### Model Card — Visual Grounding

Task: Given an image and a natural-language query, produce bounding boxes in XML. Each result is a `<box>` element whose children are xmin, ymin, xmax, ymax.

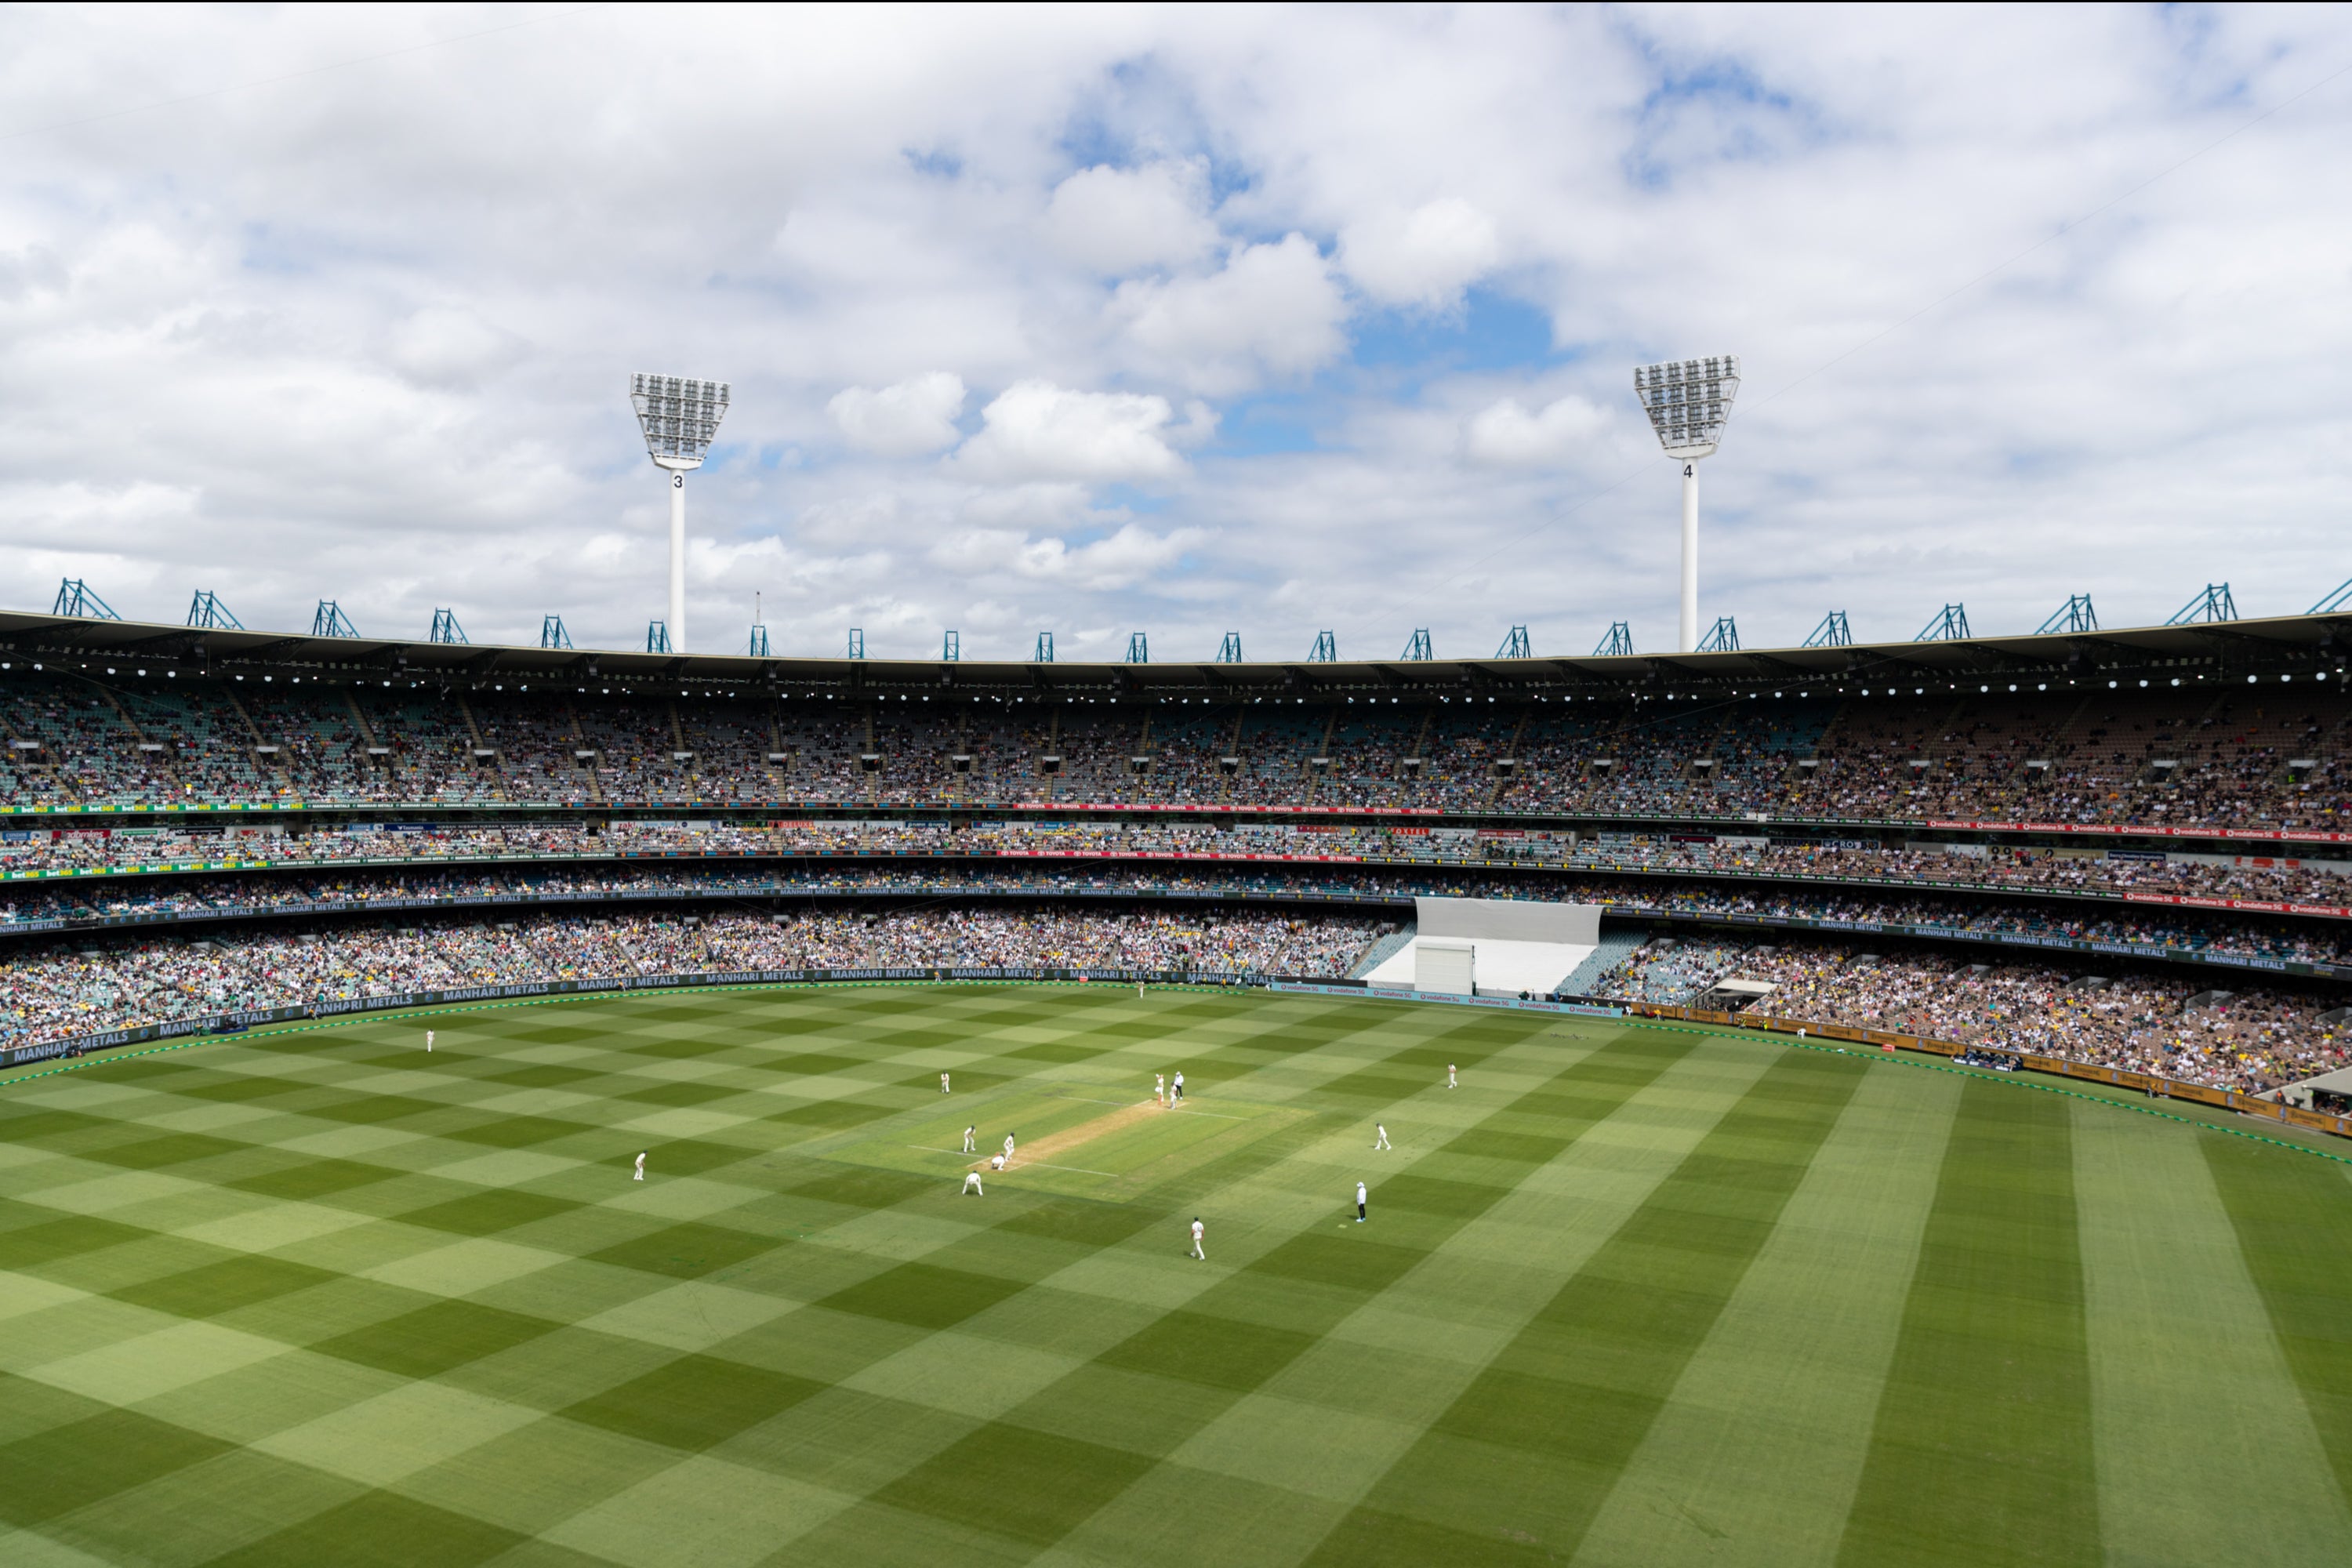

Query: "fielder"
<box><xmin>962</xmin><ymin>1126</ymin><xmax>977</xmax><ymax>1153</ymax></box>
<box><xmin>940</xmin><ymin>1072</ymin><xmax>951</xmax><ymax>1094</ymax></box>
<box><xmin>1446</xmin><ymin>1062</ymin><xmax>1457</xmax><ymax>1088</ymax></box>
<box><xmin>1189</xmin><ymin>1216</ymin><xmax>1205</xmax><ymax>1260</ymax></box>
<box><xmin>633</xmin><ymin>1152</ymin><xmax>646</xmax><ymax>1182</ymax></box>
<box><xmin>426</xmin><ymin>1029</ymin><xmax>434</xmax><ymax>1053</ymax></box>
<box><xmin>1356</xmin><ymin>1180</ymin><xmax>1367</xmax><ymax>1222</ymax></box>
<box><xmin>1374</xmin><ymin>1123</ymin><xmax>1391</xmax><ymax>1150</ymax></box>
<box><xmin>963</xmin><ymin>1171</ymin><xmax>984</xmax><ymax>1196</ymax></box>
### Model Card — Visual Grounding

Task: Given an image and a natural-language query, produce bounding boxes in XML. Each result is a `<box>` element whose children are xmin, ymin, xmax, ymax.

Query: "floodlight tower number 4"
<box><xmin>1633</xmin><ymin>356</ymin><xmax>1740</xmax><ymax>655</ymax></box>
<box><xmin>629</xmin><ymin>373</ymin><xmax>731</xmax><ymax>654</ymax></box>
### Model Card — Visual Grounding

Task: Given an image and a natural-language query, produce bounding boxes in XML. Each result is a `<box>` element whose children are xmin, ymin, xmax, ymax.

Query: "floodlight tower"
<box><xmin>629</xmin><ymin>372</ymin><xmax>731</xmax><ymax>654</ymax></box>
<box><xmin>1632</xmin><ymin>356</ymin><xmax>1740</xmax><ymax>653</ymax></box>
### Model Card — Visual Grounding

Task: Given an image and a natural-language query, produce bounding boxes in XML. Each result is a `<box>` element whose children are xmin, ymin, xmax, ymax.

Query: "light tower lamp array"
<box><xmin>1633</xmin><ymin>355</ymin><xmax>1740</xmax><ymax>654</ymax></box>
<box><xmin>628</xmin><ymin>372</ymin><xmax>731</xmax><ymax>655</ymax></box>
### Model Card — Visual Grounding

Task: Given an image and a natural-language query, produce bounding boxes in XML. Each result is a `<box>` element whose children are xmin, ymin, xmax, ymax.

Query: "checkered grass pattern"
<box><xmin>3</xmin><ymin>986</ymin><xmax>2352</xmax><ymax>1566</ymax></box>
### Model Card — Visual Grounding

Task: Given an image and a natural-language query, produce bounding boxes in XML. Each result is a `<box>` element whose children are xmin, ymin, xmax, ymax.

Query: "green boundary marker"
<box><xmin>5</xmin><ymin>979</ymin><xmax>2345</xmax><ymax>1170</ymax></box>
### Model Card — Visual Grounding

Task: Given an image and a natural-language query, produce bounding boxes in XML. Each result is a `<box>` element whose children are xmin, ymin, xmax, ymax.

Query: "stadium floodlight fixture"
<box><xmin>1633</xmin><ymin>355</ymin><xmax>1740</xmax><ymax>653</ymax></box>
<box><xmin>629</xmin><ymin>372</ymin><xmax>731</xmax><ymax>654</ymax></box>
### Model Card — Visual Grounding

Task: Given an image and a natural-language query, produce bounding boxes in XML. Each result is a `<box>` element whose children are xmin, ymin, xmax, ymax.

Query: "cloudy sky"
<box><xmin>5</xmin><ymin>4</ymin><xmax>2349</xmax><ymax>660</ymax></box>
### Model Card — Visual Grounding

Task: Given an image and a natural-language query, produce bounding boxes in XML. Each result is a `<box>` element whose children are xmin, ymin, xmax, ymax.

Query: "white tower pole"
<box><xmin>1679</xmin><ymin>462</ymin><xmax>1699</xmax><ymax>654</ymax></box>
<box><xmin>669</xmin><ymin>471</ymin><xmax>687</xmax><ymax>652</ymax></box>
<box><xmin>1633</xmin><ymin>356</ymin><xmax>1739</xmax><ymax>657</ymax></box>
<box><xmin>629</xmin><ymin>372</ymin><xmax>730</xmax><ymax>659</ymax></box>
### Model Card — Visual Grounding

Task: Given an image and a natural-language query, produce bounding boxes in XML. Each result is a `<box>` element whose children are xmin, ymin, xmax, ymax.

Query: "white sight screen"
<box><xmin>1633</xmin><ymin>356</ymin><xmax>1740</xmax><ymax>459</ymax></box>
<box><xmin>630</xmin><ymin>373</ymin><xmax>731</xmax><ymax>464</ymax></box>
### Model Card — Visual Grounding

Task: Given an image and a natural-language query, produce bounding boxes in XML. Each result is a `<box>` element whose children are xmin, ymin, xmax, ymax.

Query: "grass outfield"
<box><xmin>2</xmin><ymin>985</ymin><xmax>2350</xmax><ymax>1566</ymax></box>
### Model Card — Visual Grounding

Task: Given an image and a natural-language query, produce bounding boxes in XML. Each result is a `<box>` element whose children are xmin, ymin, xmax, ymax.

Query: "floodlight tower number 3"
<box><xmin>1633</xmin><ymin>357</ymin><xmax>1740</xmax><ymax>654</ymax></box>
<box><xmin>630</xmin><ymin>373</ymin><xmax>731</xmax><ymax>654</ymax></box>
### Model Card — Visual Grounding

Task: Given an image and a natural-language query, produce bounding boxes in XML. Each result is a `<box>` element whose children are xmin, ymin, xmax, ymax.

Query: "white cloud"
<box><xmin>383</xmin><ymin>306</ymin><xmax>528</xmax><ymax>390</ymax></box>
<box><xmin>1044</xmin><ymin>160</ymin><xmax>1218</xmax><ymax>274</ymax></box>
<box><xmin>1340</xmin><ymin>198</ymin><xmax>1501</xmax><ymax>308</ymax></box>
<box><xmin>1463</xmin><ymin>394</ymin><xmax>1610</xmax><ymax>466</ymax></box>
<box><xmin>929</xmin><ymin>521</ymin><xmax>1199</xmax><ymax>590</ymax></box>
<box><xmin>0</xmin><ymin>7</ymin><xmax>2350</xmax><ymax>657</ymax></box>
<box><xmin>956</xmin><ymin>379</ymin><xmax>1188</xmax><ymax>481</ymax></box>
<box><xmin>1110</xmin><ymin>234</ymin><xmax>1347</xmax><ymax>392</ymax></box>
<box><xmin>827</xmin><ymin>372</ymin><xmax>967</xmax><ymax>455</ymax></box>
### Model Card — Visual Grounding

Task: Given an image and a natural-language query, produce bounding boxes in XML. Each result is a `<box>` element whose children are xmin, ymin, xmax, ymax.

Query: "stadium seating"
<box><xmin>3</xmin><ymin>671</ymin><xmax>2343</xmax><ymax>828</ymax></box>
<box><xmin>4</xmin><ymin>662</ymin><xmax>2348</xmax><ymax>1096</ymax></box>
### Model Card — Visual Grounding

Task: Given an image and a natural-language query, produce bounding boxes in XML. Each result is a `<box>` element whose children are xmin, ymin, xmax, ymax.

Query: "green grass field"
<box><xmin>3</xmin><ymin>983</ymin><xmax>2350</xmax><ymax>1567</ymax></box>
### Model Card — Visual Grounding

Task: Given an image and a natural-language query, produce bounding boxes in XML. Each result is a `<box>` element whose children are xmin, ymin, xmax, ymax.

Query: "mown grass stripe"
<box><xmin>781</xmin><ymin>1031</ymin><xmax>1703</xmax><ymax>1563</ymax></box>
<box><xmin>0</xmin><ymin>979</ymin><xmax>1280</xmax><ymax>1093</ymax></box>
<box><xmin>2201</xmin><ymin>1131</ymin><xmax>2352</xmax><ymax>1515</ymax></box>
<box><xmin>1571</xmin><ymin>1052</ymin><xmax>1962</xmax><ymax>1567</ymax></box>
<box><xmin>2075</xmin><ymin>1104</ymin><xmax>2351</xmax><ymax>1566</ymax></box>
<box><xmin>1299</xmin><ymin>1047</ymin><xmax>1864</xmax><ymax>1566</ymax></box>
<box><xmin>1035</xmin><ymin>1033</ymin><xmax>1783</xmax><ymax>1568</ymax></box>
<box><xmin>1835</xmin><ymin>1076</ymin><xmax>2098</xmax><ymax>1568</ymax></box>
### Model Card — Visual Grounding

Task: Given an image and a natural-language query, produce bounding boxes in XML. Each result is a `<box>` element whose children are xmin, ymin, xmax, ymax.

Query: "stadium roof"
<box><xmin>0</xmin><ymin>607</ymin><xmax>2342</xmax><ymax>692</ymax></box>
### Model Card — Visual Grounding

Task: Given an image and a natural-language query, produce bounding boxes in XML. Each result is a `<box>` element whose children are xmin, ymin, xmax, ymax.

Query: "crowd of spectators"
<box><xmin>9</xmin><ymin>818</ymin><xmax>2350</xmax><ymax>919</ymax></box>
<box><xmin>7</xmin><ymin>670</ymin><xmax>2347</xmax><ymax>830</ymax></box>
<box><xmin>5</xmin><ymin>858</ymin><xmax>2349</xmax><ymax>967</ymax></box>
<box><xmin>0</xmin><ymin>907</ymin><xmax>1390</xmax><ymax>1048</ymax></box>
<box><xmin>1588</xmin><ymin>937</ymin><xmax>2351</xmax><ymax>1095</ymax></box>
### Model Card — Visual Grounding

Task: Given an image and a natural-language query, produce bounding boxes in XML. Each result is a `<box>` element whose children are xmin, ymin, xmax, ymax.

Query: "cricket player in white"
<box><xmin>1189</xmin><ymin>1217</ymin><xmax>1205</xmax><ymax>1260</ymax></box>
<box><xmin>1155</xmin><ymin>1073</ymin><xmax>1165</xmax><ymax>1106</ymax></box>
<box><xmin>633</xmin><ymin>1152</ymin><xmax>646</xmax><ymax>1181</ymax></box>
<box><xmin>963</xmin><ymin>1171</ymin><xmax>984</xmax><ymax>1196</ymax></box>
<box><xmin>1446</xmin><ymin>1063</ymin><xmax>1457</xmax><ymax>1088</ymax></box>
<box><xmin>1172</xmin><ymin>1070</ymin><xmax>1185</xmax><ymax>1103</ymax></box>
<box><xmin>990</xmin><ymin>1152</ymin><xmax>1007</xmax><ymax>1171</ymax></box>
<box><xmin>1356</xmin><ymin>1180</ymin><xmax>1367</xmax><ymax>1222</ymax></box>
<box><xmin>1003</xmin><ymin>1133</ymin><xmax>1016</xmax><ymax>1162</ymax></box>
<box><xmin>1374</xmin><ymin>1123</ymin><xmax>1390</xmax><ymax>1150</ymax></box>
<box><xmin>426</xmin><ymin>1030</ymin><xmax>434</xmax><ymax>1053</ymax></box>
<box><xmin>941</xmin><ymin>1072</ymin><xmax>951</xmax><ymax>1093</ymax></box>
<box><xmin>962</xmin><ymin>1126</ymin><xmax>977</xmax><ymax>1153</ymax></box>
